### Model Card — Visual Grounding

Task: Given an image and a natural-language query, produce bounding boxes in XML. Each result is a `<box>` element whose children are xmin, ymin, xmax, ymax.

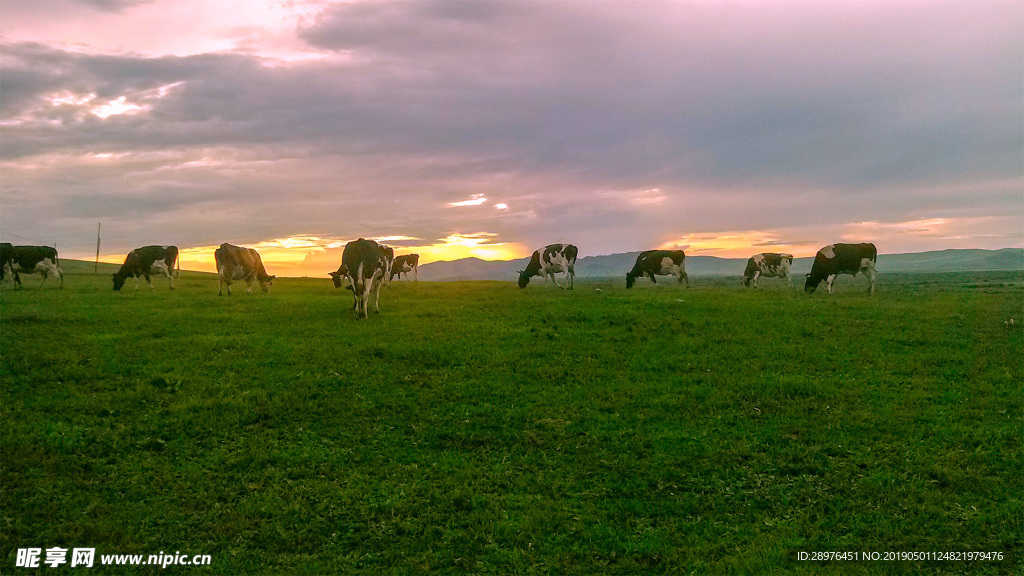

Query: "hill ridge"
<box><xmin>418</xmin><ymin>248</ymin><xmax>1023</xmax><ymax>281</ymax></box>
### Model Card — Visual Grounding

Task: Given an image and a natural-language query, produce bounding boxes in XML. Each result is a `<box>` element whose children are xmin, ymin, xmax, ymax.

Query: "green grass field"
<box><xmin>2</xmin><ymin>265</ymin><xmax>1022</xmax><ymax>574</ymax></box>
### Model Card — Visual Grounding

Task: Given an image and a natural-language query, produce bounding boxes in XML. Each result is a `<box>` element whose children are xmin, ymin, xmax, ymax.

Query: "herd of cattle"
<box><xmin>1</xmin><ymin>240</ymin><xmax>878</xmax><ymax>317</ymax></box>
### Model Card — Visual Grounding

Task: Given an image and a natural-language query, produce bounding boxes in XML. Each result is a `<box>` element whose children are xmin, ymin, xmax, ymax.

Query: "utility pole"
<box><xmin>94</xmin><ymin>222</ymin><xmax>101</xmax><ymax>273</ymax></box>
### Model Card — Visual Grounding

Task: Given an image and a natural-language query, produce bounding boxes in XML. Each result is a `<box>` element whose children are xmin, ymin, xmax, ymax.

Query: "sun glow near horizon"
<box><xmin>660</xmin><ymin>230</ymin><xmax>818</xmax><ymax>259</ymax></box>
<box><xmin>127</xmin><ymin>233</ymin><xmax>529</xmax><ymax>277</ymax></box>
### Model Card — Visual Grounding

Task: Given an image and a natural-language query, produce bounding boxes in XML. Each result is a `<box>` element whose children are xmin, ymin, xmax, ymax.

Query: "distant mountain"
<box><xmin>417</xmin><ymin>257</ymin><xmax>531</xmax><ymax>282</ymax></box>
<box><xmin>876</xmin><ymin>248</ymin><xmax>1024</xmax><ymax>273</ymax></box>
<box><xmin>419</xmin><ymin>248</ymin><xmax>1023</xmax><ymax>281</ymax></box>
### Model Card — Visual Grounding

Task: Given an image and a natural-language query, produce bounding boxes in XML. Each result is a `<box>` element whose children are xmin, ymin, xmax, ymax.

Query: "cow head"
<box><xmin>517</xmin><ymin>269</ymin><xmax>531</xmax><ymax>289</ymax></box>
<box><xmin>625</xmin><ymin>272</ymin><xmax>637</xmax><ymax>289</ymax></box>
<box><xmin>329</xmin><ymin>264</ymin><xmax>350</xmax><ymax>288</ymax></box>
<box><xmin>261</xmin><ymin>276</ymin><xmax>276</xmax><ymax>292</ymax></box>
<box><xmin>804</xmin><ymin>273</ymin><xmax>820</xmax><ymax>294</ymax></box>
<box><xmin>741</xmin><ymin>275</ymin><xmax>752</xmax><ymax>288</ymax></box>
<box><xmin>112</xmin><ymin>273</ymin><xmax>127</xmax><ymax>291</ymax></box>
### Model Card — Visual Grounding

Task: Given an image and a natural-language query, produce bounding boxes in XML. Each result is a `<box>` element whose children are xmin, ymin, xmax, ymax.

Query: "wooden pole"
<box><xmin>94</xmin><ymin>222</ymin><xmax>101</xmax><ymax>272</ymax></box>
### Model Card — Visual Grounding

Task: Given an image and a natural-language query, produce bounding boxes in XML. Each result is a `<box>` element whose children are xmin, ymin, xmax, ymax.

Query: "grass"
<box><xmin>2</xmin><ymin>267</ymin><xmax>1022</xmax><ymax>574</ymax></box>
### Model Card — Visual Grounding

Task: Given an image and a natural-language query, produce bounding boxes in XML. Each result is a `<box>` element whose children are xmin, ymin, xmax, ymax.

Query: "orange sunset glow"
<box><xmin>146</xmin><ymin>233</ymin><xmax>530</xmax><ymax>277</ymax></box>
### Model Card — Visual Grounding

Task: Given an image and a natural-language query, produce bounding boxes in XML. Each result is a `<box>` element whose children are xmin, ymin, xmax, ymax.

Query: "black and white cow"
<box><xmin>342</xmin><ymin>238</ymin><xmax>387</xmax><ymax>318</ymax></box>
<box><xmin>518</xmin><ymin>244</ymin><xmax>577</xmax><ymax>289</ymax></box>
<box><xmin>0</xmin><ymin>243</ymin><xmax>13</xmax><ymax>283</ymax></box>
<box><xmin>742</xmin><ymin>252</ymin><xmax>794</xmax><ymax>288</ymax></box>
<box><xmin>625</xmin><ymin>250</ymin><xmax>688</xmax><ymax>289</ymax></box>
<box><xmin>390</xmin><ymin>254</ymin><xmax>419</xmax><ymax>282</ymax></box>
<box><xmin>3</xmin><ymin>245</ymin><xmax>64</xmax><ymax>288</ymax></box>
<box><xmin>214</xmin><ymin>243</ymin><xmax>275</xmax><ymax>296</ymax></box>
<box><xmin>112</xmin><ymin>245</ymin><xmax>180</xmax><ymax>291</ymax></box>
<box><xmin>805</xmin><ymin>243</ymin><xmax>877</xmax><ymax>295</ymax></box>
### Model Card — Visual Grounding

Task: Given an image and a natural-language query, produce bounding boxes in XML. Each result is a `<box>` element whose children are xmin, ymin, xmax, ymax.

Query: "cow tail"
<box><xmin>175</xmin><ymin>249</ymin><xmax>181</xmax><ymax>279</ymax></box>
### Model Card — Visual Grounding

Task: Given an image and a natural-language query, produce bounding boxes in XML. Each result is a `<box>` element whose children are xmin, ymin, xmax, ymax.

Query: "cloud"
<box><xmin>73</xmin><ymin>0</ymin><xmax>154</xmax><ymax>13</ymax></box>
<box><xmin>1</xmin><ymin>1</ymin><xmax>1020</xmax><ymax>265</ymax></box>
<box><xmin>449</xmin><ymin>194</ymin><xmax>487</xmax><ymax>207</ymax></box>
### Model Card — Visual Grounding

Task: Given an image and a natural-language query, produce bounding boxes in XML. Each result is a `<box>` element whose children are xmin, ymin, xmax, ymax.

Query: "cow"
<box><xmin>804</xmin><ymin>243</ymin><xmax>878</xmax><ymax>295</ymax></box>
<box><xmin>3</xmin><ymin>245</ymin><xmax>63</xmax><ymax>288</ymax></box>
<box><xmin>378</xmin><ymin>244</ymin><xmax>395</xmax><ymax>287</ymax></box>
<box><xmin>518</xmin><ymin>244</ymin><xmax>578</xmax><ymax>289</ymax></box>
<box><xmin>0</xmin><ymin>243</ymin><xmax>12</xmax><ymax>282</ymax></box>
<box><xmin>214</xmin><ymin>243</ymin><xmax>275</xmax><ymax>296</ymax></box>
<box><xmin>390</xmin><ymin>254</ymin><xmax>420</xmax><ymax>282</ymax></box>
<box><xmin>342</xmin><ymin>238</ymin><xmax>387</xmax><ymax>318</ymax></box>
<box><xmin>625</xmin><ymin>250</ymin><xmax>688</xmax><ymax>289</ymax></box>
<box><xmin>742</xmin><ymin>252</ymin><xmax>794</xmax><ymax>288</ymax></box>
<box><xmin>112</xmin><ymin>245</ymin><xmax>180</xmax><ymax>291</ymax></box>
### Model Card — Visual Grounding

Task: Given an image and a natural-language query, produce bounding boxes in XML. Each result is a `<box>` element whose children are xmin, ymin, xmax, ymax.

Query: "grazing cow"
<box><xmin>4</xmin><ymin>245</ymin><xmax>63</xmax><ymax>288</ymax></box>
<box><xmin>805</xmin><ymin>243</ymin><xmax>878</xmax><ymax>295</ymax></box>
<box><xmin>390</xmin><ymin>254</ymin><xmax>420</xmax><ymax>282</ymax></box>
<box><xmin>214</xmin><ymin>243</ymin><xmax>275</xmax><ymax>296</ymax></box>
<box><xmin>342</xmin><ymin>238</ymin><xmax>386</xmax><ymax>318</ymax></box>
<box><xmin>0</xmin><ymin>243</ymin><xmax>12</xmax><ymax>282</ymax></box>
<box><xmin>625</xmin><ymin>250</ymin><xmax>688</xmax><ymax>289</ymax></box>
<box><xmin>518</xmin><ymin>244</ymin><xmax>578</xmax><ymax>289</ymax></box>
<box><xmin>112</xmin><ymin>245</ymin><xmax>180</xmax><ymax>291</ymax></box>
<box><xmin>742</xmin><ymin>252</ymin><xmax>794</xmax><ymax>288</ymax></box>
<box><xmin>378</xmin><ymin>244</ymin><xmax>395</xmax><ymax>287</ymax></box>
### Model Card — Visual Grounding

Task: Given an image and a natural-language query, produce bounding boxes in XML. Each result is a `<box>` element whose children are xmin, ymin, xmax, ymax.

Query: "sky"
<box><xmin>1</xmin><ymin>0</ymin><xmax>1021</xmax><ymax>277</ymax></box>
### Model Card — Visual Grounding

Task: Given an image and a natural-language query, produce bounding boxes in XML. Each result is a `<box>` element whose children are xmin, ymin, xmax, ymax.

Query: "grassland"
<box><xmin>2</xmin><ymin>265</ymin><xmax>1022</xmax><ymax>574</ymax></box>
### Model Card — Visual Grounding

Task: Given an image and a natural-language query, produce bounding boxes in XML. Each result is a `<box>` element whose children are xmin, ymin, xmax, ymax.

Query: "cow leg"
<box><xmin>547</xmin><ymin>270</ymin><xmax>563</xmax><ymax>289</ymax></box>
<box><xmin>156</xmin><ymin>262</ymin><xmax>175</xmax><ymax>289</ymax></box>
<box><xmin>360</xmin><ymin>283</ymin><xmax>372</xmax><ymax>318</ymax></box>
<box><xmin>134</xmin><ymin>275</ymin><xmax>141</xmax><ymax>290</ymax></box>
<box><xmin>826</xmin><ymin>274</ymin><xmax>837</xmax><ymax>295</ymax></box>
<box><xmin>218</xmin><ymin>271</ymin><xmax>229</xmax><ymax>296</ymax></box>
<box><xmin>752</xmin><ymin>271</ymin><xmax>761</xmax><ymax>288</ymax></box>
<box><xmin>371</xmin><ymin>277</ymin><xmax>383</xmax><ymax>313</ymax></box>
<box><xmin>145</xmin><ymin>273</ymin><xmax>155</xmax><ymax>291</ymax></box>
<box><xmin>567</xmin><ymin>269</ymin><xmax>574</xmax><ymax>290</ymax></box>
<box><xmin>13</xmin><ymin>271</ymin><xmax>22</xmax><ymax>289</ymax></box>
<box><xmin>862</xmin><ymin>259</ymin><xmax>877</xmax><ymax>295</ymax></box>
